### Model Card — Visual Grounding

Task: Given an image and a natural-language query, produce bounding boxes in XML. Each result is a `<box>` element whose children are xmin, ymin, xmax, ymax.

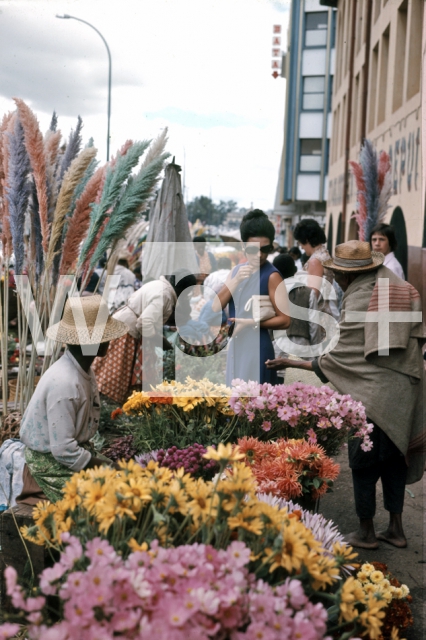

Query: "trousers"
<box><xmin>350</xmin><ymin>423</ymin><xmax>407</xmax><ymax>519</ymax></box>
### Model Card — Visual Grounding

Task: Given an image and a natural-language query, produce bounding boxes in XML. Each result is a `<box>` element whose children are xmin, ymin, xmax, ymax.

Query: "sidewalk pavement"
<box><xmin>320</xmin><ymin>449</ymin><xmax>425</xmax><ymax>640</ymax></box>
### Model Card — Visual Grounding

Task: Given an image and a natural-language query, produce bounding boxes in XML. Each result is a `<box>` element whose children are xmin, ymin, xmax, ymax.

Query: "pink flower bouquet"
<box><xmin>230</xmin><ymin>381</ymin><xmax>373</xmax><ymax>456</ymax></box>
<box><xmin>1</xmin><ymin>536</ymin><xmax>330</xmax><ymax>640</ymax></box>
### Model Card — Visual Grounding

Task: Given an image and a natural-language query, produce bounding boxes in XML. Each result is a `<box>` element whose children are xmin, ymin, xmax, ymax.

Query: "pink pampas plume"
<box><xmin>110</xmin><ymin>139</ymin><xmax>133</xmax><ymax>168</ymax></box>
<box><xmin>0</xmin><ymin>112</ymin><xmax>14</xmax><ymax>222</ymax></box>
<box><xmin>349</xmin><ymin>160</ymin><xmax>367</xmax><ymax>241</ymax></box>
<box><xmin>0</xmin><ymin>113</ymin><xmax>16</xmax><ymax>258</ymax></box>
<box><xmin>352</xmin><ymin>192</ymin><xmax>367</xmax><ymax>241</ymax></box>
<box><xmin>44</xmin><ymin>129</ymin><xmax>62</xmax><ymax>166</ymax></box>
<box><xmin>60</xmin><ymin>165</ymin><xmax>105</xmax><ymax>275</ymax></box>
<box><xmin>0</xmin><ymin>112</ymin><xmax>14</xmax><ymax>195</ymax></box>
<box><xmin>13</xmin><ymin>98</ymin><xmax>49</xmax><ymax>254</ymax></box>
<box><xmin>377</xmin><ymin>150</ymin><xmax>391</xmax><ymax>192</ymax></box>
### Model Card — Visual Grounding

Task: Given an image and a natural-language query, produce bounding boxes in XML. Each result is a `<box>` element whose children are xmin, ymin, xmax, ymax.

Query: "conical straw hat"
<box><xmin>46</xmin><ymin>295</ymin><xmax>128</xmax><ymax>345</ymax></box>
<box><xmin>322</xmin><ymin>240</ymin><xmax>384</xmax><ymax>272</ymax></box>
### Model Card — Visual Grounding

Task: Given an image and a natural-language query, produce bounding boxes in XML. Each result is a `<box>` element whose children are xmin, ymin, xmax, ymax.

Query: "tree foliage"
<box><xmin>186</xmin><ymin>196</ymin><xmax>237</xmax><ymax>226</ymax></box>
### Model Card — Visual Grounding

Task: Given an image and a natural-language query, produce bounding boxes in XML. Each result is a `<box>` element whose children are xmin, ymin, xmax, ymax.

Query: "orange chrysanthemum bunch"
<box><xmin>237</xmin><ymin>437</ymin><xmax>340</xmax><ymax>502</ymax></box>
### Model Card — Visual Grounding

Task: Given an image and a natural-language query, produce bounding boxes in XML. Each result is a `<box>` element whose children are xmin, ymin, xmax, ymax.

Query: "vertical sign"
<box><xmin>272</xmin><ymin>25</ymin><xmax>282</xmax><ymax>79</ymax></box>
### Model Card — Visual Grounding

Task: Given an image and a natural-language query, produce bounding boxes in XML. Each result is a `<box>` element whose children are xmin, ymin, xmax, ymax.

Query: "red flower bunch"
<box><xmin>237</xmin><ymin>437</ymin><xmax>340</xmax><ymax>501</ymax></box>
<box><xmin>148</xmin><ymin>391</ymin><xmax>173</xmax><ymax>405</ymax></box>
<box><xmin>110</xmin><ymin>407</ymin><xmax>123</xmax><ymax>420</ymax></box>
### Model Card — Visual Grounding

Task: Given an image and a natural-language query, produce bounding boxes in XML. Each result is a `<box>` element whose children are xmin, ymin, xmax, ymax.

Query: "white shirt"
<box><xmin>108</xmin><ymin>264</ymin><xmax>136</xmax><ymax>312</ymax></box>
<box><xmin>20</xmin><ymin>351</ymin><xmax>100</xmax><ymax>471</ymax></box>
<box><xmin>113</xmin><ymin>276</ymin><xmax>177</xmax><ymax>339</ymax></box>
<box><xmin>384</xmin><ymin>252</ymin><xmax>405</xmax><ymax>280</ymax></box>
<box><xmin>203</xmin><ymin>269</ymin><xmax>230</xmax><ymax>301</ymax></box>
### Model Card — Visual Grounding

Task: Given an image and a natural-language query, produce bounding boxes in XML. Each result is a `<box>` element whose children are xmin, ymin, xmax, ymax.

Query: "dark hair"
<box><xmin>279</xmin><ymin>246</ymin><xmax>288</xmax><ymax>254</ymax></box>
<box><xmin>77</xmin><ymin>272</ymin><xmax>99</xmax><ymax>293</ymax></box>
<box><xmin>118</xmin><ymin>258</ymin><xmax>129</xmax><ymax>268</ymax></box>
<box><xmin>369</xmin><ymin>223</ymin><xmax>397</xmax><ymax>252</ymax></box>
<box><xmin>167</xmin><ymin>270</ymin><xmax>197</xmax><ymax>294</ymax></box>
<box><xmin>240</xmin><ymin>209</ymin><xmax>275</xmax><ymax>243</ymax></box>
<box><xmin>193</xmin><ymin>235</ymin><xmax>206</xmax><ymax>243</ymax></box>
<box><xmin>293</xmin><ymin>219</ymin><xmax>326</xmax><ymax>247</ymax></box>
<box><xmin>217</xmin><ymin>256</ymin><xmax>232</xmax><ymax>270</ymax></box>
<box><xmin>98</xmin><ymin>256</ymin><xmax>107</xmax><ymax>269</ymax></box>
<box><xmin>289</xmin><ymin>246</ymin><xmax>301</xmax><ymax>259</ymax></box>
<box><xmin>273</xmin><ymin>254</ymin><xmax>297</xmax><ymax>279</ymax></box>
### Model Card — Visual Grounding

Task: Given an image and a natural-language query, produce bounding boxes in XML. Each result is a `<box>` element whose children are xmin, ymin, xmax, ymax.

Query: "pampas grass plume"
<box><xmin>377</xmin><ymin>150</ymin><xmax>391</xmax><ymax>192</ymax></box>
<box><xmin>14</xmin><ymin>98</ymin><xmax>49</xmax><ymax>254</ymax></box>
<box><xmin>139</xmin><ymin>128</ymin><xmax>168</xmax><ymax>171</ymax></box>
<box><xmin>45</xmin><ymin>146</ymin><xmax>97</xmax><ymax>271</ymax></box>
<box><xmin>44</xmin><ymin>129</ymin><xmax>62</xmax><ymax>166</ymax></box>
<box><xmin>6</xmin><ymin>117</ymin><xmax>31</xmax><ymax>274</ymax></box>
<box><xmin>60</xmin><ymin>164</ymin><xmax>105</xmax><ymax>274</ymax></box>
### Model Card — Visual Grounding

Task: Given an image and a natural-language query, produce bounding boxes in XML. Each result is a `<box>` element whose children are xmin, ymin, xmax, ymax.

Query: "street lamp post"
<box><xmin>56</xmin><ymin>14</ymin><xmax>112</xmax><ymax>161</ymax></box>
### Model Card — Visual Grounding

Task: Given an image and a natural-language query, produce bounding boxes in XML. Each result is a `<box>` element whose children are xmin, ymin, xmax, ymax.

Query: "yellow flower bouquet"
<box><xmin>22</xmin><ymin>446</ymin><xmax>391</xmax><ymax>640</ymax></box>
<box><xmin>121</xmin><ymin>377</ymin><xmax>240</xmax><ymax>451</ymax></box>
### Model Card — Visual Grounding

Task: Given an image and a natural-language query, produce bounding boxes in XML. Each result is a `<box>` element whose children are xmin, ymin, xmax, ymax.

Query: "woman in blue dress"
<box><xmin>214</xmin><ymin>210</ymin><xmax>290</xmax><ymax>385</ymax></box>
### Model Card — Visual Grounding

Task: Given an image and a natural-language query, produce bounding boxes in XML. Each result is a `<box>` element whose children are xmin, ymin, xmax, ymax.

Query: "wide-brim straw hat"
<box><xmin>322</xmin><ymin>240</ymin><xmax>384</xmax><ymax>272</ymax></box>
<box><xmin>46</xmin><ymin>295</ymin><xmax>128</xmax><ymax>345</ymax></box>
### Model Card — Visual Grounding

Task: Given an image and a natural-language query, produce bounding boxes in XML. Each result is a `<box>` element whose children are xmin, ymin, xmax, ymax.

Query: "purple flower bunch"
<box><xmin>0</xmin><ymin>536</ymin><xmax>330</xmax><ymax>640</ymax></box>
<box><xmin>229</xmin><ymin>380</ymin><xmax>373</xmax><ymax>456</ymax></box>
<box><xmin>137</xmin><ymin>443</ymin><xmax>219</xmax><ymax>479</ymax></box>
<box><xmin>102</xmin><ymin>435</ymin><xmax>137</xmax><ymax>462</ymax></box>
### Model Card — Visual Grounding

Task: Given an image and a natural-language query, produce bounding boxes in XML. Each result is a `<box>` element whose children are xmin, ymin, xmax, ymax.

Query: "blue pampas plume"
<box><xmin>89</xmin><ymin>151</ymin><xmax>170</xmax><ymax>268</ymax></box>
<box><xmin>359</xmin><ymin>139</ymin><xmax>379</xmax><ymax>242</ymax></box>
<box><xmin>5</xmin><ymin>118</ymin><xmax>31</xmax><ymax>274</ymax></box>
<box><xmin>58</xmin><ymin>115</ymin><xmax>83</xmax><ymax>184</ymax></box>
<box><xmin>49</xmin><ymin>111</ymin><xmax>58</xmax><ymax>132</ymax></box>
<box><xmin>29</xmin><ymin>182</ymin><xmax>44</xmax><ymax>279</ymax></box>
<box><xmin>78</xmin><ymin>140</ymin><xmax>150</xmax><ymax>267</ymax></box>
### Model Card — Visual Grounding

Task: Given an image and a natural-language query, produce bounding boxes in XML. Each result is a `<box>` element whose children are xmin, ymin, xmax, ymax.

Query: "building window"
<box><xmin>302</xmin><ymin>76</ymin><xmax>325</xmax><ymax>110</ymax></box>
<box><xmin>305</xmin><ymin>12</ymin><xmax>328</xmax><ymax>47</ymax></box>
<box><xmin>368</xmin><ymin>44</ymin><xmax>378</xmax><ymax>132</ymax></box>
<box><xmin>392</xmin><ymin>0</ymin><xmax>407</xmax><ymax>113</ymax></box>
<box><xmin>377</xmin><ymin>26</ymin><xmax>389</xmax><ymax>125</ymax></box>
<box><xmin>300</xmin><ymin>139</ymin><xmax>322</xmax><ymax>172</ymax></box>
<box><xmin>406</xmin><ymin>0</ymin><xmax>423</xmax><ymax>100</ymax></box>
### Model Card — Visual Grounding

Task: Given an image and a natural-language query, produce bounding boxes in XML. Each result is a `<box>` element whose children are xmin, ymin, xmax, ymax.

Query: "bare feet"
<box><xmin>376</xmin><ymin>513</ymin><xmax>407</xmax><ymax>548</ymax></box>
<box><xmin>376</xmin><ymin>529</ymin><xmax>407</xmax><ymax>548</ymax></box>
<box><xmin>344</xmin><ymin>530</ymin><xmax>379</xmax><ymax>549</ymax></box>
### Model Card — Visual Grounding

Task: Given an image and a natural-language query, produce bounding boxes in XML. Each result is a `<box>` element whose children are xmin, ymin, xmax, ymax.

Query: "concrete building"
<box><xmin>321</xmin><ymin>0</ymin><xmax>424</xmax><ymax>325</ymax></box>
<box><xmin>273</xmin><ymin>0</ymin><xmax>337</xmax><ymax>247</ymax></box>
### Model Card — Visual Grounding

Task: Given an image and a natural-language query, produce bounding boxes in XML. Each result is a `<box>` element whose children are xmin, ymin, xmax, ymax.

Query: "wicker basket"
<box><xmin>0</xmin><ymin>411</ymin><xmax>22</xmax><ymax>444</ymax></box>
<box><xmin>8</xmin><ymin>376</ymin><xmax>40</xmax><ymax>402</ymax></box>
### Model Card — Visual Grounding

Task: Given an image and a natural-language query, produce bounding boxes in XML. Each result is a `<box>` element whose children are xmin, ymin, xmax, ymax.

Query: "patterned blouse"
<box><xmin>303</xmin><ymin>244</ymin><xmax>334</xmax><ymax>283</ymax></box>
<box><xmin>303</xmin><ymin>244</ymin><xmax>335</xmax><ymax>319</ymax></box>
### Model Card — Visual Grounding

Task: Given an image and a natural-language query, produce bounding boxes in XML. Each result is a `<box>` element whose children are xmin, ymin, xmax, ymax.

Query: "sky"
<box><xmin>0</xmin><ymin>0</ymin><xmax>290</xmax><ymax>210</ymax></box>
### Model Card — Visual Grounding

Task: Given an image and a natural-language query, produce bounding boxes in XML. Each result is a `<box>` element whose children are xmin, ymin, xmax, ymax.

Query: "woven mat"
<box><xmin>283</xmin><ymin>356</ymin><xmax>336</xmax><ymax>391</ymax></box>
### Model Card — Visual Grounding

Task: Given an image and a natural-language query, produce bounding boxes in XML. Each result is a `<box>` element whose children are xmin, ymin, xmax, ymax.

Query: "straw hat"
<box><xmin>46</xmin><ymin>295</ymin><xmax>128</xmax><ymax>345</ymax></box>
<box><xmin>322</xmin><ymin>240</ymin><xmax>384</xmax><ymax>272</ymax></box>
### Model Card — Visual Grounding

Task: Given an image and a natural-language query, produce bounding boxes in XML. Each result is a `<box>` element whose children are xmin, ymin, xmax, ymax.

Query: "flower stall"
<box><xmin>1</xmin><ymin>446</ymin><xmax>406</xmax><ymax>640</ymax></box>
